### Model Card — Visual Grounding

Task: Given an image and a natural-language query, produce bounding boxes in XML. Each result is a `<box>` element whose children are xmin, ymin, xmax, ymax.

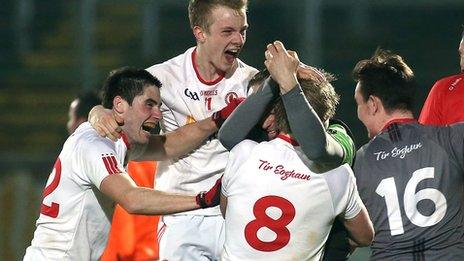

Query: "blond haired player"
<box><xmin>89</xmin><ymin>1</ymin><xmax>256</xmax><ymax>259</ymax></box>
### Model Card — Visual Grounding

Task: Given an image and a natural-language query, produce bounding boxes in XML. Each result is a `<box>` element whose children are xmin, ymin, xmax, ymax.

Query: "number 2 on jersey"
<box><xmin>40</xmin><ymin>158</ymin><xmax>62</xmax><ymax>218</ymax></box>
<box><xmin>376</xmin><ymin>167</ymin><xmax>447</xmax><ymax>236</ymax></box>
<box><xmin>244</xmin><ymin>195</ymin><xmax>295</xmax><ymax>252</ymax></box>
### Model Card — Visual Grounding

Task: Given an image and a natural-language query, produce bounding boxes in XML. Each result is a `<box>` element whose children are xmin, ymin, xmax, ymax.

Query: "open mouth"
<box><xmin>225</xmin><ymin>49</ymin><xmax>239</xmax><ymax>57</ymax></box>
<box><xmin>225</xmin><ymin>49</ymin><xmax>240</xmax><ymax>61</ymax></box>
<box><xmin>142</xmin><ymin>122</ymin><xmax>157</xmax><ymax>134</ymax></box>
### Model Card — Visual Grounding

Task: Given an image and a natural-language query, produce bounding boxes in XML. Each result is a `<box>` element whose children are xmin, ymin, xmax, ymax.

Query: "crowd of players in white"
<box><xmin>23</xmin><ymin>0</ymin><xmax>464</xmax><ymax>260</ymax></box>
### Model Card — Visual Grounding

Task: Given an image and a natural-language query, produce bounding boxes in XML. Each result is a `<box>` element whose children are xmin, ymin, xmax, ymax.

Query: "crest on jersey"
<box><xmin>225</xmin><ymin>92</ymin><xmax>238</xmax><ymax>104</ymax></box>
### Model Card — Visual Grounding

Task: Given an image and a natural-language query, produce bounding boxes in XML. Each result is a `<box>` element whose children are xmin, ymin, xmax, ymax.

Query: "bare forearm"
<box><xmin>134</xmin><ymin>118</ymin><xmax>217</xmax><ymax>161</ymax></box>
<box><xmin>123</xmin><ymin>188</ymin><xmax>199</xmax><ymax>215</ymax></box>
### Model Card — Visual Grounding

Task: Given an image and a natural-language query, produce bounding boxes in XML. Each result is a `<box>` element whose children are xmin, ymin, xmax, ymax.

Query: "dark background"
<box><xmin>0</xmin><ymin>0</ymin><xmax>462</xmax><ymax>259</ymax></box>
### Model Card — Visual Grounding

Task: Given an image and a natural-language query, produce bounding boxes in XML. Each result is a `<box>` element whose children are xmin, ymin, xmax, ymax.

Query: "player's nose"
<box><xmin>152</xmin><ymin>106</ymin><xmax>162</xmax><ymax>121</ymax></box>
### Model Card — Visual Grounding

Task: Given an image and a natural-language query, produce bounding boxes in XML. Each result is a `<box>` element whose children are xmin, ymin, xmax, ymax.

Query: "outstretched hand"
<box><xmin>264</xmin><ymin>41</ymin><xmax>300</xmax><ymax>93</ymax></box>
<box><xmin>88</xmin><ymin>105</ymin><xmax>123</xmax><ymax>141</ymax></box>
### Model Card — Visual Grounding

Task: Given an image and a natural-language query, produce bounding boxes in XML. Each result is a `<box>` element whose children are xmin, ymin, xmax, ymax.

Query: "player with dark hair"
<box><xmin>219</xmin><ymin>41</ymin><xmax>373</xmax><ymax>260</ymax></box>
<box><xmin>23</xmin><ymin>67</ymin><xmax>221</xmax><ymax>260</ymax></box>
<box><xmin>353</xmin><ymin>49</ymin><xmax>464</xmax><ymax>259</ymax></box>
<box><xmin>419</xmin><ymin>27</ymin><xmax>464</xmax><ymax>125</ymax></box>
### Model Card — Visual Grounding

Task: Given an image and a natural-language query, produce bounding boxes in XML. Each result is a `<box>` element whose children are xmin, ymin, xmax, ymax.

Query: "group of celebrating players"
<box><xmin>23</xmin><ymin>0</ymin><xmax>464</xmax><ymax>260</ymax></box>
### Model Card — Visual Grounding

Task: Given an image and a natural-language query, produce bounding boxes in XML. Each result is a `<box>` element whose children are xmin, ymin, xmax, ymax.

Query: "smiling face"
<box><xmin>196</xmin><ymin>5</ymin><xmax>248</xmax><ymax>75</ymax></box>
<box><xmin>120</xmin><ymin>85</ymin><xmax>162</xmax><ymax>145</ymax></box>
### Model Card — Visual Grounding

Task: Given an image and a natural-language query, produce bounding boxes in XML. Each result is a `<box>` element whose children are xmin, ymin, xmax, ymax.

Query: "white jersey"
<box><xmin>146</xmin><ymin>47</ymin><xmax>257</xmax><ymax>215</ymax></box>
<box><xmin>24</xmin><ymin>122</ymin><xmax>128</xmax><ymax>261</ymax></box>
<box><xmin>221</xmin><ymin>136</ymin><xmax>364</xmax><ymax>261</ymax></box>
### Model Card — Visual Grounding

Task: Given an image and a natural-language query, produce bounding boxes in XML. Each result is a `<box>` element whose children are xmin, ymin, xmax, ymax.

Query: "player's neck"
<box><xmin>193</xmin><ymin>48</ymin><xmax>231</xmax><ymax>81</ymax></box>
<box><xmin>377</xmin><ymin>110</ymin><xmax>414</xmax><ymax>134</ymax></box>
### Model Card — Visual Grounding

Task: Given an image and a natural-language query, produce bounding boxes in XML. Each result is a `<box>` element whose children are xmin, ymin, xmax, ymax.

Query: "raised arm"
<box><xmin>89</xmin><ymin>101</ymin><xmax>241</xmax><ymax>161</ymax></box>
<box><xmin>131</xmin><ymin>117</ymin><xmax>217</xmax><ymax>161</ymax></box>
<box><xmin>218</xmin><ymin>76</ymin><xmax>280</xmax><ymax>150</ymax></box>
<box><xmin>281</xmin><ymin>86</ymin><xmax>353</xmax><ymax>171</ymax></box>
<box><xmin>265</xmin><ymin>41</ymin><xmax>352</xmax><ymax>172</ymax></box>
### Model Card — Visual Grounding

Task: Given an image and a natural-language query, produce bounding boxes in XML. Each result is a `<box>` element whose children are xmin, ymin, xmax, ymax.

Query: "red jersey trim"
<box><xmin>191</xmin><ymin>48</ymin><xmax>224</xmax><ymax>85</ymax></box>
<box><xmin>102</xmin><ymin>154</ymin><xmax>123</xmax><ymax>175</ymax></box>
<box><xmin>120</xmin><ymin>132</ymin><xmax>131</xmax><ymax>150</ymax></box>
<box><xmin>381</xmin><ymin>118</ymin><xmax>416</xmax><ymax>132</ymax></box>
<box><xmin>277</xmin><ymin>134</ymin><xmax>300</xmax><ymax>146</ymax></box>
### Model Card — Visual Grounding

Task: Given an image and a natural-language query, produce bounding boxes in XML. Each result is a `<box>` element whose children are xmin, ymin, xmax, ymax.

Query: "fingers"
<box><xmin>288</xmin><ymin>50</ymin><xmax>299</xmax><ymax>60</ymax></box>
<box><xmin>272</xmin><ymin>41</ymin><xmax>286</xmax><ymax>53</ymax></box>
<box><xmin>88</xmin><ymin>106</ymin><xmax>123</xmax><ymax>142</ymax></box>
<box><xmin>266</xmin><ymin>40</ymin><xmax>286</xmax><ymax>57</ymax></box>
<box><xmin>297</xmin><ymin>63</ymin><xmax>326</xmax><ymax>82</ymax></box>
<box><xmin>264</xmin><ymin>49</ymin><xmax>273</xmax><ymax>60</ymax></box>
<box><xmin>114</xmin><ymin>113</ymin><xmax>124</xmax><ymax>126</ymax></box>
<box><xmin>100</xmin><ymin>124</ymin><xmax>121</xmax><ymax>142</ymax></box>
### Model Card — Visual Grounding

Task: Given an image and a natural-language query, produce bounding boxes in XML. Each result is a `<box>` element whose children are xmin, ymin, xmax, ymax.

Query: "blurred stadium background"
<box><xmin>0</xmin><ymin>0</ymin><xmax>463</xmax><ymax>260</ymax></box>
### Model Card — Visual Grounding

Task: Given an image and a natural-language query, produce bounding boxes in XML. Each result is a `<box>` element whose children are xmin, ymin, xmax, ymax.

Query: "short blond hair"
<box><xmin>274</xmin><ymin>71</ymin><xmax>339</xmax><ymax>134</ymax></box>
<box><xmin>188</xmin><ymin>0</ymin><xmax>248</xmax><ymax>31</ymax></box>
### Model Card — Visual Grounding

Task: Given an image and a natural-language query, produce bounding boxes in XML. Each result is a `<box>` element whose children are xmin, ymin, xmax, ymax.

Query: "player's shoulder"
<box><xmin>145</xmin><ymin>47</ymin><xmax>193</xmax><ymax>79</ymax></box>
<box><xmin>235</xmin><ymin>58</ymin><xmax>259</xmax><ymax>79</ymax></box>
<box><xmin>433</xmin><ymin>72</ymin><xmax>464</xmax><ymax>91</ymax></box>
<box><xmin>323</xmin><ymin>164</ymin><xmax>354</xmax><ymax>182</ymax></box>
<box><xmin>70</xmin><ymin>123</ymin><xmax>117</xmax><ymax>154</ymax></box>
<box><xmin>230</xmin><ymin>139</ymin><xmax>259</xmax><ymax>156</ymax></box>
<box><xmin>323</xmin><ymin>163</ymin><xmax>356</xmax><ymax>196</ymax></box>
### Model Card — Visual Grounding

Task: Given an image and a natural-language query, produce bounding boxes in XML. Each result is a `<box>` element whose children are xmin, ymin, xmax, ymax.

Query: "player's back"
<box><xmin>354</xmin><ymin>121</ymin><xmax>464</xmax><ymax>260</ymax></box>
<box><xmin>222</xmin><ymin>136</ymin><xmax>360</xmax><ymax>261</ymax></box>
<box><xmin>24</xmin><ymin>123</ymin><xmax>125</xmax><ymax>260</ymax></box>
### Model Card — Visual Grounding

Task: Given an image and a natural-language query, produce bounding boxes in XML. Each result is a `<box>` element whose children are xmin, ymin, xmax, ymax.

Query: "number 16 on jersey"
<box><xmin>376</xmin><ymin>167</ymin><xmax>447</xmax><ymax>236</ymax></box>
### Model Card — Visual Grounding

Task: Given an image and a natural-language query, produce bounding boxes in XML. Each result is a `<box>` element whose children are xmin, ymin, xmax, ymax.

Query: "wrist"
<box><xmin>195</xmin><ymin>191</ymin><xmax>208</xmax><ymax>208</ymax></box>
<box><xmin>278</xmin><ymin>76</ymin><xmax>298</xmax><ymax>94</ymax></box>
<box><xmin>211</xmin><ymin>112</ymin><xmax>224</xmax><ymax>129</ymax></box>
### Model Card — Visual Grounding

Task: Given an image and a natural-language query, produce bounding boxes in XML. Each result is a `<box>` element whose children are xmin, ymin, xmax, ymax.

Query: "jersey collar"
<box><xmin>120</xmin><ymin>132</ymin><xmax>131</xmax><ymax>150</ymax></box>
<box><xmin>277</xmin><ymin>134</ymin><xmax>300</xmax><ymax>146</ymax></box>
<box><xmin>191</xmin><ymin>48</ymin><xmax>225</xmax><ymax>86</ymax></box>
<box><xmin>381</xmin><ymin>118</ymin><xmax>416</xmax><ymax>132</ymax></box>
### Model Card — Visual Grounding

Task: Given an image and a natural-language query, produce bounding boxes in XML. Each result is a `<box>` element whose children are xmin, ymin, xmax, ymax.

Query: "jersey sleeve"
<box><xmin>282</xmin><ymin>85</ymin><xmax>345</xmax><ymax>166</ymax></box>
<box><xmin>221</xmin><ymin>139</ymin><xmax>258</xmax><ymax>197</ymax></box>
<box><xmin>218</xmin><ymin>77</ymin><xmax>279</xmax><ymax>150</ymax></box>
<box><xmin>419</xmin><ymin>80</ymin><xmax>444</xmax><ymax>125</ymax></box>
<box><xmin>325</xmin><ymin>165</ymin><xmax>364</xmax><ymax>219</ymax></box>
<box><xmin>73</xmin><ymin>139</ymin><xmax>125</xmax><ymax>189</ymax></box>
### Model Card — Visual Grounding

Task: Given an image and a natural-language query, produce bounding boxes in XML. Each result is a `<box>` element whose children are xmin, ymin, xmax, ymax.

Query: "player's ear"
<box><xmin>113</xmin><ymin>96</ymin><xmax>126</xmax><ymax>114</ymax></box>
<box><xmin>367</xmin><ymin>95</ymin><xmax>380</xmax><ymax>115</ymax></box>
<box><xmin>193</xmin><ymin>25</ymin><xmax>206</xmax><ymax>43</ymax></box>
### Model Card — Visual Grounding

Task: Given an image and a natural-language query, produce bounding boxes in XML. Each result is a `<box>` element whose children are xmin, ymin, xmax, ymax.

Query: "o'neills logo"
<box><xmin>258</xmin><ymin>159</ymin><xmax>311</xmax><ymax>181</ymax></box>
<box><xmin>200</xmin><ymin>90</ymin><xmax>218</xmax><ymax>96</ymax></box>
